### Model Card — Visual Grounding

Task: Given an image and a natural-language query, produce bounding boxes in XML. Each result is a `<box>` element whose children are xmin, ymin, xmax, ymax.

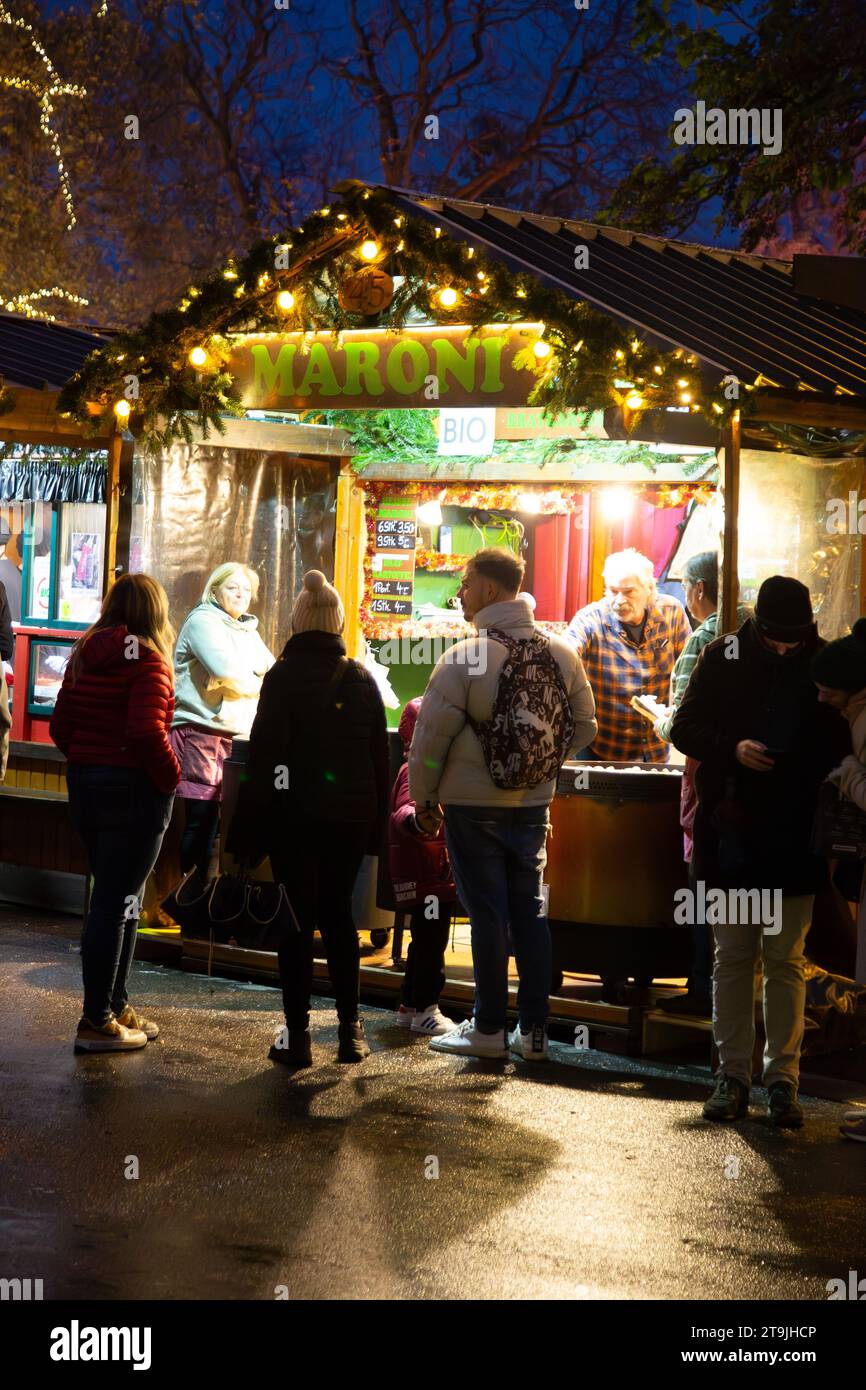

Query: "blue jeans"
<box><xmin>444</xmin><ymin>804</ymin><xmax>551</xmax><ymax>1032</ymax></box>
<box><xmin>67</xmin><ymin>765</ymin><xmax>174</xmax><ymax>1025</ymax></box>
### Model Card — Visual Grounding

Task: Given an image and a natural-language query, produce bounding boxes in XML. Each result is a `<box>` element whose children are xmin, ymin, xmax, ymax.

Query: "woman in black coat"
<box><xmin>228</xmin><ymin>571</ymin><xmax>390</xmax><ymax>1066</ymax></box>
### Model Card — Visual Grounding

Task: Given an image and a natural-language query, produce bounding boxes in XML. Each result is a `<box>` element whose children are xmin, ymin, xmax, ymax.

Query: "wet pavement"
<box><xmin>1</xmin><ymin>915</ymin><xmax>865</xmax><ymax>1301</ymax></box>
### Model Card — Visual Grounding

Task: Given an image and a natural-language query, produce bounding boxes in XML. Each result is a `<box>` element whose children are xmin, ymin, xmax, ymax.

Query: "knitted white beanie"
<box><xmin>291</xmin><ymin>570</ymin><xmax>345</xmax><ymax>635</ymax></box>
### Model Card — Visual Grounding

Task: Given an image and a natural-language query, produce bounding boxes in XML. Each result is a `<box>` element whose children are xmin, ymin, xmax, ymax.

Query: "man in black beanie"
<box><xmin>671</xmin><ymin>576</ymin><xmax>847</xmax><ymax>1128</ymax></box>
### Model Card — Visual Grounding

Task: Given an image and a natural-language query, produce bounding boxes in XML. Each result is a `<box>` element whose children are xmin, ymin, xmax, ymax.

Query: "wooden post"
<box><xmin>720</xmin><ymin>410</ymin><xmax>741</xmax><ymax>634</ymax></box>
<box><xmin>103</xmin><ymin>427</ymin><xmax>123</xmax><ymax>595</ymax></box>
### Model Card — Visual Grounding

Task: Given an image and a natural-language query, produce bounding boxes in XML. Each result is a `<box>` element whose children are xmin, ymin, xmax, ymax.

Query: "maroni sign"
<box><xmin>229</xmin><ymin>324</ymin><xmax>542</xmax><ymax>410</ymax></box>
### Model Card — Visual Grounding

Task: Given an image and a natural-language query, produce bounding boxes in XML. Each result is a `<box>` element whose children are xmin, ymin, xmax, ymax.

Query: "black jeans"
<box><xmin>179</xmin><ymin>797</ymin><xmax>220</xmax><ymax>878</ymax></box>
<box><xmin>268</xmin><ymin>822</ymin><xmax>370</xmax><ymax>1031</ymax></box>
<box><xmin>67</xmin><ymin>765</ymin><xmax>174</xmax><ymax>1025</ymax></box>
<box><xmin>401</xmin><ymin>903</ymin><xmax>453</xmax><ymax>1011</ymax></box>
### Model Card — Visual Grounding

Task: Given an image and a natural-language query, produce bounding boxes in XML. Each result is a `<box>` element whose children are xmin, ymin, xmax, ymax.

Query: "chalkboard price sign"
<box><xmin>371</xmin><ymin>500</ymin><xmax>417</xmax><ymax>618</ymax></box>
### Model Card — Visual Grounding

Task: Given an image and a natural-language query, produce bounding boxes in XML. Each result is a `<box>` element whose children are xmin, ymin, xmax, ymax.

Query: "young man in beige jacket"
<box><xmin>409</xmin><ymin>547</ymin><xmax>597</xmax><ymax>1061</ymax></box>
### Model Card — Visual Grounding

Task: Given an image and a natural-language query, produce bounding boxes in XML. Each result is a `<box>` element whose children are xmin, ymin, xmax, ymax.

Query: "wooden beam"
<box><xmin>751</xmin><ymin>389</ymin><xmax>866</xmax><ymax>430</ymax></box>
<box><xmin>720</xmin><ymin>411</ymin><xmax>741</xmax><ymax>635</ymax></box>
<box><xmin>103</xmin><ymin>429</ymin><xmax>123</xmax><ymax>595</ymax></box>
<box><xmin>0</xmin><ymin>388</ymin><xmax>112</xmax><ymax>446</ymax></box>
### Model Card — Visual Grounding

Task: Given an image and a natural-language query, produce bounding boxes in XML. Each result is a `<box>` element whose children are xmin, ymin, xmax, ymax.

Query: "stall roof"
<box><xmin>0</xmin><ymin>312</ymin><xmax>108</xmax><ymax>391</ymax></box>
<box><xmin>378</xmin><ymin>185</ymin><xmax>866</xmax><ymax>399</ymax></box>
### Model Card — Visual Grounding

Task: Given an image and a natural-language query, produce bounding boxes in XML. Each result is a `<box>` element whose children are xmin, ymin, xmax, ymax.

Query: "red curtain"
<box><xmin>532</xmin><ymin>499</ymin><xmax>591</xmax><ymax>621</ymax></box>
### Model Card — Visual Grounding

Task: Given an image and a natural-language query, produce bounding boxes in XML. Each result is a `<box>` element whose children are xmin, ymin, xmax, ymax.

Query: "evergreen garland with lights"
<box><xmin>58</xmin><ymin>180</ymin><xmax>747</xmax><ymax>451</ymax></box>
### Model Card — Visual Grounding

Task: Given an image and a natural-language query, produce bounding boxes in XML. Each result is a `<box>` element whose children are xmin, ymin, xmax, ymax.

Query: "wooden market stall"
<box><xmin>6</xmin><ymin>183</ymin><xmax>866</xmax><ymax>1051</ymax></box>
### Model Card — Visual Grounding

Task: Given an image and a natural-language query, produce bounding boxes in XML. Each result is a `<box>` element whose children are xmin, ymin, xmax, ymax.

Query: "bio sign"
<box><xmin>229</xmin><ymin>324</ymin><xmax>542</xmax><ymax>411</ymax></box>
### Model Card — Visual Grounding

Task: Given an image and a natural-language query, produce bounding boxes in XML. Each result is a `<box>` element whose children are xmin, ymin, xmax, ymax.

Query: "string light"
<box><xmin>625</xmin><ymin>391</ymin><xmax>645</xmax><ymax>409</ymax></box>
<box><xmin>359</xmin><ymin>240</ymin><xmax>380</xmax><ymax>261</ymax></box>
<box><xmin>437</xmin><ymin>287</ymin><xmax>459</xmax><ymax>308</ymax></box>
<box><xmin>2</xmin><ymin>286</ymin><xmax>89</xmax><ymax>321</ymax></box>
<box><xmin>223</xmin><ymin>267</ymin><xmax>238</xmax><ymax>280</ymax></box>
<box><xmin>532</xmin><ymin>340</ymin><xmax>552</xmax><ymax>359</ymax></box>
<box><xmin>653</xmin><ymin>364</ymin><xmax>663</xmax><ymax>375</ymax></box>
<box><xmin>189</xmin><ymin>346</ymin><xmax>207</xmax><ymax>367</ymax></box>
<box><xmin>276</xmin><ymin>290</ymin><xmax>295</xmax><ymax>311</ymax></box>
<box><xmin>614</xmin><ymin>349</ymin><xmax>625</xmax><ymax>361</ymax></box>
<box><xmin>113</xmin><ymin>399</ymin><xmax>131</xmax><ymax>420</ymax></box>
<box><xmin>0</xmin><ymin>2</ymin><xmax>85</xmax><ymax>230</ymax></box>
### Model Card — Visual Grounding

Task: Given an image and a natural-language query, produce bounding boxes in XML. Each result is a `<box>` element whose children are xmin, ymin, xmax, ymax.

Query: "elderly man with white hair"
<box><xmin>567</xmin><ymin>548</ymin><xmax>690</xmax><ymax>764</ymax></box>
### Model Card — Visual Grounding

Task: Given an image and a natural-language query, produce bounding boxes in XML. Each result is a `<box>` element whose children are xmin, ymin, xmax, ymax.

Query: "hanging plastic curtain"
<box><xmin>0</xmin><ymin>453</ymin><xmax>106</xmax><ymax>503</ymax></box>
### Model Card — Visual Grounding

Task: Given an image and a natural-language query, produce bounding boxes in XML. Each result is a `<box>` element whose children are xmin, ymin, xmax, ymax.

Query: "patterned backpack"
<box><xmin>468</xmin><ymin>629</ymin><xmax>575</xmax><ymax>789</ymax></box>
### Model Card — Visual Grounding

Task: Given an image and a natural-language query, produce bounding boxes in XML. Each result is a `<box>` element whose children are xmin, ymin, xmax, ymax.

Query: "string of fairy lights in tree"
<box><xmin>2</xmin><ymin>287</ymin><xmax>90</xmax><ymax>321</ymax></box>
<box><xmin>58</xmin><ymin>181</ymin><xmax>753</xmax><ymax>450</ymax></box>
<box><xmin>0</xmin><ymin>2</ymin><xmax>86</xmax><ymax>232</ymax></box>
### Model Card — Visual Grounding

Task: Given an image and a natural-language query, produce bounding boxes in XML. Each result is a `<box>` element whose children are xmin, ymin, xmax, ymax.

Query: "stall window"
<box><xmin>28</xmin><ymin>639</ymin><xmax>74</xmax><ymax>716</ymax></box>
<box><xmin>21</xmin><ymin>501</ymin><xmax>105</xmax><ymax>630</ymax></box>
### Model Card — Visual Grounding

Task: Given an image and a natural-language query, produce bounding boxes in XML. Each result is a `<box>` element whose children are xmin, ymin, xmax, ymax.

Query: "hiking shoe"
<box><xmin>74</xmin><ymin>1016</ymin><xmax>147</xmax><ymax>1053</ymax></box>
<box><xmin>396</xmin><ymin>1005</ymin><xmax>415</xmax><ymax>1029</ymax></box>
<box><xmin>337</xmin><ymin>1020</ymin><xmax>370</xmax><ymax>1063</ymax></box>
<box><xmin>702</xmin><ymin>1073</ymin><xmax>750</xmax><ymax>1122</ymax></box>
<box><xmin>115</xmin><ymin>1005</ymin><xmax>159</xmax><ymax>1040</ymax></box>
<box><xmin>767</xmin><ymin>1082</ymin><xmax>804</xmax><ymax>1129</ymax></box>
<box><xmin>268</xmin><ymin>1029</ymin><xmax>313</xmax><ymax>1068</ymax></box>
<box><xmin>840</xmin><ymin>1116</ymin><xmax>866</xmax><ymax>1143</ymax></box>
<box><xmin>508</xmin><ymin>1023</ymin><xmax>549</xmax><ymax>1062</ymax></box>
<box><xmin>429</xmin><ymin>1017</ymin><xmax>509</xmax><ymax>1058</ymax></box>
<box><xmin>411</xmin><ymin>1006</ymin><xmax>458</xmax><ymax>1037</ymax></box>
<box><xmin>659</xmin><ymin>992</ymin><xmax>712</xmax><ymax>1018</ymax></box>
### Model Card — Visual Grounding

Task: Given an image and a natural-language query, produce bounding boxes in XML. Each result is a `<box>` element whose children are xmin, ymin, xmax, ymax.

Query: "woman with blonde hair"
<box><xmin>171</xmin><ymin>561</ymin><xmax>274</xmax><ymax>878</ymax></box>
<box><xmin>50</xmin><ymin>573</ymin><xmax>181</xmax><ymax>1052</ymax></box>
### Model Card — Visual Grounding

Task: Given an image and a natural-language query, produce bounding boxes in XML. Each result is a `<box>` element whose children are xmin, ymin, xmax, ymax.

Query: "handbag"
<box><xmin>810</xmin><ymin>779</ymin><xmax>866</xmax><ymax>860</ymax></box>
<box><xmin>161</xmin><ymin>868</ymin><xmax>300</xmax><ymax>951</ymax></box>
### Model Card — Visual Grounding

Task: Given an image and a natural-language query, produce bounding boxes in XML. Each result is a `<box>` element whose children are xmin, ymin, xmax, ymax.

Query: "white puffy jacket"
<box><xmin>408</xmin><ymin>596</ymin><xmax>597</xmax><ymax>809</ymax></box>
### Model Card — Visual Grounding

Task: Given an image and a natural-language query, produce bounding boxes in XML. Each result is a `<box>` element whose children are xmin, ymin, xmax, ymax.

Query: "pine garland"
<box><xmin>57</xmin><ymin>180</ymin><xmax>745</xmax><ymax>451</ymax></box>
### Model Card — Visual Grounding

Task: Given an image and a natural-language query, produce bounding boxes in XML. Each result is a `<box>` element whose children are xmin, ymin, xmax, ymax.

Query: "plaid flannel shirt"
<box><xmin>567</xmin><ymin>594</ymin><xmax>691</xmax><ymax>762</ymax></box>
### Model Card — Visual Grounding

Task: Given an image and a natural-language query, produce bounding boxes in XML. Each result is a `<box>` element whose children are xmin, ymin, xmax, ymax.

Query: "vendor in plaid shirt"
<box><xmin>567</xmin><ymin>548</ymin><xmax>690</xmax><ymax>763</ymax></box>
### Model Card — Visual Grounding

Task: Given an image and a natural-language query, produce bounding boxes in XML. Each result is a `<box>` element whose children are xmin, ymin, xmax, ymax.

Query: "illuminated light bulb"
<box><xmin>712</xmin><ymin>403</ymin><xmax>723</xmax><ymax>414</ymax></box>
<box><xmin>189</xmin><ymin>346</ymin><xmax>207</xmax><ymax>367</ymax></box>
<box><xmin>630</xmin><ymin>338</ymin><xmax>640</xmax><ymax>352</ymax></box>
<box><xmin>276</xmin><ymin>290</ymin><xmax>295</xmax><ymax>311</ymax></box>
<box><xmin>478</xmin><ymin>287</ymin><xmax>488</xmax><ymax>294</ymax></box>
<box><xmin>574</xmin><ymin>340</ymin><xmax>584</xmax><ymax>352</ymax></box>
<box><xmin>114</xmin><ymin>354</ymin><xmax>125</xmax><ymax>363</ymax></box>
<box><xmin>466</xmin><ymin>247</ymin><xmax>475</xmax><ymax>258</ymax></box>
<box><xmin>393</xmin><ymin>216</ymin><xmax>404</xmax><ymax>227</ymax></box>
<box><xmin>257</xmin><ymin>273</ymin><xmax>270</xmax><ymax>289</ymax></box>
<box><xmin>438</xmin><ymin>287</ymin><xmax>459</xmax><ymax>308</ymax></box>
<box><xmin>223</xmin><ymin>268</ymin><xmax>238</xmax><ymax>280</ymax></box>
<box><xmin>625</xmin><ymin>392</ymin><xmax>645</xmax><ymax>410</ymax></box>
<box><xmin>416</xmin><ymin>499</ymin><xmax>443</xmax><ymax>526</ymax></box>
<box><xmin>319</xmin><ymin>206</ymin><xmax>331</xmax><ymax>216</ymax></box>
<box><xmin>533</xmin><ymin>340</ymin><xmax>552</xmax><ymax>359</ymax></box>
<box><xmin>188</xmin><ymin>287</ymin><xmax>200</xmax><ymax>297</ymax></box>
<box><xmin>614</xmin><ymin>349</ymin><xmax>625</xmax><ymax>361</ymax></box>
<box><xmin>600</xmin><ymin>487</ymin><xmax>633</xmax><ymax>521</ymax></box>
<box><xmin>336</xmin><ymin>213</ymin><xmax>348</xmax><ymax>221</ymax></box>
<box><xmin>677</xmin><ymin>377</ymin><xmax>689</xmax><ymax>388</ymax></box>
<box><xmin>434</xmin><ymin>226</ymin><xmax>442</xmax><ymax>237</ymax></box>
<box><xmin>516</xmin><ymin>492</ymin><xmax>541</xmax><ymax>514</ymax></box>
<box><xmin>359</xmin><ymin>239</ymin><xmax>379</xmax><ymax>261</ymax></box>
<box><xmin>515</xmin><ymin>288</ymin><xmax>527</xmax><ymax>299</ymax></box>
<box><xmin>653</xmin><ymin>364</ymin><xmax>663</xmax><ymax>375</ymax></box>
<box><xmin>113</xmin><ymin>399</ymin><xmax>131</xmax><ymax>420</ymax></box>
<box><xmin>477</xmin><ymin>271</ymin><xmax>486</xmax><ymax>281</ymax></box>
<box><xmin>679</xmin><ymin>391</ymin><xmax>692</xmax><ymax>405</ymax></box>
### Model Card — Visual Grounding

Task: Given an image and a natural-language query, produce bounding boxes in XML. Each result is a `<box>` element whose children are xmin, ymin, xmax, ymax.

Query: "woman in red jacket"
<box><xmin>390</xmin><ymin>698</ymin><xmax>459</xmax><ymax>1037</ymax></box>
<box><xmin>50</xmin><ymin>574</ymin><xmax>181</xmax><ymax>1053</ymax></box>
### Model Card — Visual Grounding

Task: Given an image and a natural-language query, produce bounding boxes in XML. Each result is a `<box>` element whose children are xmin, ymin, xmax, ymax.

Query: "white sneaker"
<box><xmin>508</xmin><ymin>1023</ymin><xmax>549</xmax><ymax>1062</ymax></box>
<box><xmin>411</xmin><ymin>1006</ymin><xmax>458</xmax><ymax>1036</ymax></box>
<box><xmin>429</xmin><ymin>1017</ymin><xmax>509</xmax><ymax>1058</ymax></box>
<box><xmin>396</xmin><ymin>1005</ymin><xmax>415</xmax><ymax>1029</ymax></box>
